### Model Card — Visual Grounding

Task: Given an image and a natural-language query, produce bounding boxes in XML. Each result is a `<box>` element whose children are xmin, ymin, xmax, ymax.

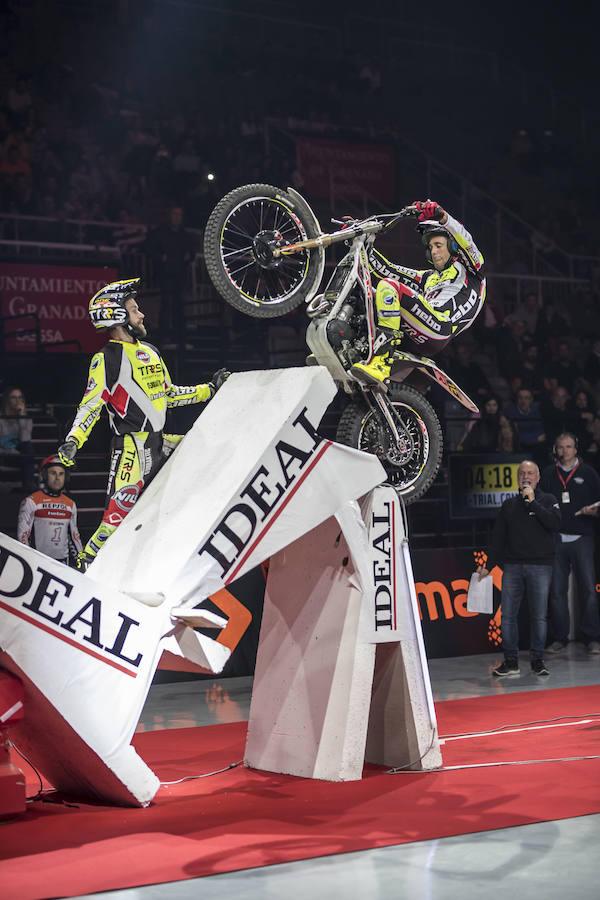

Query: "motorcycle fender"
<box><xmin>287</xmin><ymin>187</ymin><xmax>326</xmax><ymax>304</ymax></box>
<box><xmin>392</xmin><ymin>351</ymin><xmax>479</xmax><ymax>413</ymax></box>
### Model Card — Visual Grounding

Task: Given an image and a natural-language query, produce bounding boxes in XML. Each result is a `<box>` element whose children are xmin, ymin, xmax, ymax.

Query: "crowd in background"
<box><xmin>2</xmin><ymin>1</ymin><xmax>600</xmax><ymax>486</ymax></box>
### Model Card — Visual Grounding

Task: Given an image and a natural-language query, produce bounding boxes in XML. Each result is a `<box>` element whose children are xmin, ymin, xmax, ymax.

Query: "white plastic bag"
<box><xmin>467</xmin><ymin>572</ymin><xmax>493</xmax><ymax>614</ymax></box>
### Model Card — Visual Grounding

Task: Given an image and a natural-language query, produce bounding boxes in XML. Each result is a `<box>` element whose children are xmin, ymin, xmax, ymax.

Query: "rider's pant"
<box><xmin>375</xmin><ymin>278</ymin><xmax>452</xmax><ymax>358</ymax></box>
<box><xmin>83</xmin><ymin>430</ymin><xmax>184</xmax><ymax>560</ymax></box>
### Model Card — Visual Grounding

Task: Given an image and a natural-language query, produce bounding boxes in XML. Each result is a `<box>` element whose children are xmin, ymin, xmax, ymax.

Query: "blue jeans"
<box><xmin>549</xmin><ymin>536</ymin><xmax>600</xmax><ymax>644</ymax></box>
<box><xmin>501</xmin><ymin>563</ymin><xmax>552</xmax><ymax>661</ymax></box>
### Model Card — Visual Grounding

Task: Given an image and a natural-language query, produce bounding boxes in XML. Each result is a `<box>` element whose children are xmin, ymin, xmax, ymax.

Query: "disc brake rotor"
<box><xmin>359</xmin><ymin>402</ymin><xmax>429</xmax><ymax>487</ymax></box>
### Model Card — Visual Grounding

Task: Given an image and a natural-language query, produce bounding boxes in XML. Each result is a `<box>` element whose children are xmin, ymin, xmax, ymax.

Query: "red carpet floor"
<box><xmin>1</xmin><ymin>685</ymin><xmax>599</xmax><ymax>900</ymax></box>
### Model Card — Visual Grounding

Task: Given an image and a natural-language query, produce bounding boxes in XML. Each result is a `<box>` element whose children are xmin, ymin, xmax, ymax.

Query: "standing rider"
<box><xmin>57</xmin><ymin>277</ymin><xmax>229</xmax><ymax>571</ymax></box>
<box><xmin>351</xmin><ymin>199</ymin><xmax>486</xmax><ymax>385</ymax></box>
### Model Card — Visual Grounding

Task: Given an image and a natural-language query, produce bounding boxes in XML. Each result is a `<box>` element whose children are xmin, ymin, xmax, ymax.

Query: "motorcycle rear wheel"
<box><xmin>203</xmin><ymin>183</ymin><xmax>323</xmax><ymax>319</ymax></box>
<box><xmin>335</xmin><ymin>383</ymin><xmax>443</xmax><ymax>504</ymax></box>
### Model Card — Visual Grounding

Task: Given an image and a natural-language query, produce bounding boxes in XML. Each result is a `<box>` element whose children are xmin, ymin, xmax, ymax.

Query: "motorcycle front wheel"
<box><xmin>335</xmin><ymin>383</ymin><xmax>443</xmax><ymax>504</ymax></box>
<box><xmin>203</xmin><ymin>183</ymin><xmax>324</xmax><ymax>319</ymax></box>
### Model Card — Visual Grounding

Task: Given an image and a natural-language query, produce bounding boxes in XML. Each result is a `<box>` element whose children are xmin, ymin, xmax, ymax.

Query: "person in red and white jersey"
<box><xmin>17</xmin><ymin>455</ymin><xmax>83</xmax><ymax>566</ymax></box>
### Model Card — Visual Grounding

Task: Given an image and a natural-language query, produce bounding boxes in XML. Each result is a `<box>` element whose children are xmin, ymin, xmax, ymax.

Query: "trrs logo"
<box><xmin>0</xmin><ymin>544</ymin><xmax>144</xmax><ymax>674</ymax></box>
<box><xmin>198</xmin><ymin>406</ymin><xmax>325</xmax><ymax>581</ymax></box>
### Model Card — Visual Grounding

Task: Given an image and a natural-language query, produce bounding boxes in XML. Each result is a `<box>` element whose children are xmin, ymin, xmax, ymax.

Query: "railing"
<box><xmin>485</xmin><ymin>272</ymin><xmax>590</xmax><ymax>312</ymax></box>
<box><xmin>0</xmin><ymin>312</ymin><xmax>82</xmax><ymax>356</ymax></box>
<box><xmin>0</xmin><ymin>212</ymin><xmax>147</xmax><ymax>251</ymax></box>
<box><xmin>264</xmin><ymin>117</ymin><xmax>600</xmax><ymax>280</ymax></box>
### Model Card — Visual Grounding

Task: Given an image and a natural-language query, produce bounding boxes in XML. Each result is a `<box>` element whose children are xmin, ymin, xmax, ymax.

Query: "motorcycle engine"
<box><xmin>326</xmin><ymin>303</ymin><xmax>356</xmax><ymax>348</ymax></box>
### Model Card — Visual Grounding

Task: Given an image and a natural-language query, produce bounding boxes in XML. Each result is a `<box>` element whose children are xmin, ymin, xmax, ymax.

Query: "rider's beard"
<box><xmin>129</xmin><ymin>321</ymin><xmax>147</xmax><ymax>339</ymax></box>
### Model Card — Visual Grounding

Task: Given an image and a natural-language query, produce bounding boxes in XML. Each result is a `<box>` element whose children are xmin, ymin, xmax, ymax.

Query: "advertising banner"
<box><xmin>157</xmin><ymin>548</ymin><xmax>511</xmax><ymax>680</ymax></box>
<box><xmin>296</xmin><ymin>136</ymin><xmax>396</xmax><ymax>205</ymax></box>
<box><xmin>0</xmin><ymin>263</ymin><xmax>117</xmax><ymax>354</ymax></box>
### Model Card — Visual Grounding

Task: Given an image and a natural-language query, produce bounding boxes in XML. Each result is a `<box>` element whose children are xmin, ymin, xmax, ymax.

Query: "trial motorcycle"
<box><xmin>203</xmin><ymin>184</ymin><xmax>479</xmax><ymax>504</ymax></box>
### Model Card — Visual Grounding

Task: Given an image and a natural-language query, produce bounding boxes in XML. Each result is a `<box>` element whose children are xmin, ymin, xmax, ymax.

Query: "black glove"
<box><xmin>57</xmin><ymin>440</ymin><xmax>78</xmax><ymax>467</ymax></box>
<box><xmin>412</xmin><ymin>200</ymin><xmax>445</xmax><ymax>222</ymax></box>
<box><xmin>209</xmin><ymin>368</ymin><xmax>230</xmax><ymax>395</ymax></box>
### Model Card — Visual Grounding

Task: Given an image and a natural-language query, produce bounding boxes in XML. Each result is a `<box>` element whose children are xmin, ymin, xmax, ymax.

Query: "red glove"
<box><xmin>412</xmin><ymin>200</ymin><xmax>445</xmax><ymax>222</ymax></box>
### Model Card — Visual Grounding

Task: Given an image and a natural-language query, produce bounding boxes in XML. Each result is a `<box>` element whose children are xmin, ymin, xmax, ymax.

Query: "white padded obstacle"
<box><xmin>244</xmin><ymin>485</ymin><xmax>442</xmax><ymax>780</ymax></box>
<box><xmin>88</xmin><ymin>368</ymin><xmax>385</xmax><ymax>604</ymax></box>
<box><xmin>0</xmin><ymin>367</ymin><xmax>388</xmax><ymax>805</ymax></box>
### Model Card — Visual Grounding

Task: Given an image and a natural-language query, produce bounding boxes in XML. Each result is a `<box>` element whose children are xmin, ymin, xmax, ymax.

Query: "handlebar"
<box><xmin>273</xmin><ymin>206</ymin><xmax>417</xmax><ymax>258</ymax></box>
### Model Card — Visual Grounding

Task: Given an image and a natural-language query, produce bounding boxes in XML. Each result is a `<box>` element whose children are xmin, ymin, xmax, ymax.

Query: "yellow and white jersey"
<box><xmin>369</xmin><ymin>213</ymin><xmax>486</xmax><ymax>339</ymax></box>
<box><xmin>67</xmin><ymin>339</ymin><xmax>212</xmax><ymax>448</ymax></box>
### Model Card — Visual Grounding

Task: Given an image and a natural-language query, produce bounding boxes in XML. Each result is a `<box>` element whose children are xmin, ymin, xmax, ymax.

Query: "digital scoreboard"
<box><xmin>449</xmin><ymin>453</ymin><xmax>522</xmax><ymax>518</ymax></box>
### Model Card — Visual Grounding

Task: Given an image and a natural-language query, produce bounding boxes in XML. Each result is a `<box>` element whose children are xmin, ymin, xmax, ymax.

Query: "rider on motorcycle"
<box><xmin>351</xmin><ymin>200</ymin><xmax>486</xmax><ymax>386</ymax></box>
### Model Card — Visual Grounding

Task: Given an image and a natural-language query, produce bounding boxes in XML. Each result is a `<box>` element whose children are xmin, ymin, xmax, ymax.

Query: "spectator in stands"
<box><xmin>510</xmin><ymin>290</ymin><xmax>540</xmax><ymax>335</ymax></box>
<box><xmin>515</xmin><ymin>343</ymin><xmax>545</xmax><ymax>398</ymax></box>
<box><xmin>542</xmin><ymin>386</ymin><xmax>579</xmax><ymax>445</ymax></box>
<box><xmin>544</xmin><ymin>339</ymin><xmax>580</xmax><ymax>395</ymax></box>
<box><xmin>144</xmin><ymin>205</ymin><xmax>197</xmax><ymax>349</ymax></box>
<box><xmin>0</xmin><ymin>386</ymin><xmax>35</xmax><ymax>493</ymax></box>
<box><xmin>447</xmin><ymin>342</ymin><xmax>491</xmax><ymax>401</ymax></box>
<box><xmin>460</xmin><ymin>396</ymin><xmax>518</xmax><ymax>453</ymax></box>
<box><xmin>572</xmin><ymin>390</ymin><xmax>597</xmax><ymax>452</ymax></box>
<box><xmin>504</xmin><ymin>388</ymin><xmax>545</xmax><ymax>461</ymax></box>
<box><xmin>18</xmin><ymin>454</ymin><xmax>83</xmax><ymax>566</ymax></box>
<box><xmin>495</xmin><ymin>318</ymin><xmax>532</xmax><ymax>382</ymax></box>
<box><xmin>535</xmin><ymin>303</ymin><xmax>570</xmax><ymax>356</ymax></box>
<box><xmin>583</xmin><ymin>337</ymin><xmax>600</xmax><ymax>395</ymax></box>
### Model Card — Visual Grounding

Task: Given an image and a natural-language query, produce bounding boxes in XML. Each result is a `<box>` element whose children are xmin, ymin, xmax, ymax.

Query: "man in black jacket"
<box><xmin>540</xmin><ymin>432</ymin><xmax>600</xmax><ymax>653</ymax></box>
<box><xmin>479</xmin><ymin>460</ymin><xmax>561</xmax><ymax>677</ymax></box>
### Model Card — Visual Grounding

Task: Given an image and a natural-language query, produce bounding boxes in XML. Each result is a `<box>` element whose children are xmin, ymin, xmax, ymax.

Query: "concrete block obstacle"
<box><xmin>244</xmin><ymin>486</ymin><xmax>442</xmax><ymax>780</ymax></box>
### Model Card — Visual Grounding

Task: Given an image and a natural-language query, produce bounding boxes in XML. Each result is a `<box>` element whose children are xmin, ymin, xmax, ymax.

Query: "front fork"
<box><xmin>363</xmin><ymin>387</ymin><xmax>416</xmax><ymax>457</ymax></box>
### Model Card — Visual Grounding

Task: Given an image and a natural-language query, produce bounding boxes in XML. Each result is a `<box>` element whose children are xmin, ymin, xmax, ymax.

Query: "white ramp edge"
<box><xmin>88</xmin><ymin>367</ymin><xmax>386</xmax><ymax>607</ymax></box>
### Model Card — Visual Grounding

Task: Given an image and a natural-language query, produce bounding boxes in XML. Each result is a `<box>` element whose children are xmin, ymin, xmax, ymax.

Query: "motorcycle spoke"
<box><xmin>222</xmin><ymin>244</ymin><xmax>254</xmax><ymax>260</ymax></box>
<box><xmin>217</xmin><ymin>195</ymin><xmax>313</xmax><ymax>303</ymax></box>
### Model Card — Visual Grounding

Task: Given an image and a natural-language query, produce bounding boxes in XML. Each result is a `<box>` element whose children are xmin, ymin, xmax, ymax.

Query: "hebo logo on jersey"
<box><xmin>410</xmin><ymin>303</ymin><xmax>442</xmax><ymax>332</ymax></box>
<box><xmin>136</xmin><ymin>349</ymin><xmax>151</xmax><ymax>363</ymax></box>
<box><xmin>450</xmin><ymin>288</ymin><xmax>479</xmax><ymax>323</ymax></box>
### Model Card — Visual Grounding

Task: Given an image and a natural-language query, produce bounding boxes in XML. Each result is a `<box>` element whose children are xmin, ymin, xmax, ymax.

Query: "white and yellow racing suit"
<box><xmin>65</xmin><ymin>338</ymin><xmax>213</xmax><ymax>562</ymax></box>
<box><xmin>368</xmin><ymin>212</ymin><xmax>486</xmax><ymax>354</ymax></box>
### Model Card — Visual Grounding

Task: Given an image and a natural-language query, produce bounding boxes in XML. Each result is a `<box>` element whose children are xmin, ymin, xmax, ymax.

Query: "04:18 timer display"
<box><xmin>464</xmin><ymin>463</ymin><xmax>519</xmax><ymax>492</ymax></box>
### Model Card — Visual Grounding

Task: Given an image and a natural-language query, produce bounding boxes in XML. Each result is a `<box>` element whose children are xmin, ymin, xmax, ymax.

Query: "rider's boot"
<box><xmin>350</xmin><ymin>334</ymin><xmax>403</xmax><ymax>387</ymax></box>
<box><xmin>350</xmin><ymin>351</ymin><xmax>393</xmax><ymax>386</ymax></box>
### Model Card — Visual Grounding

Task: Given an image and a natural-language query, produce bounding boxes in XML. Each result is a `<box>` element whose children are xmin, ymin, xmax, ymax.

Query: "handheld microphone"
<box><xmin>521</xmin><ymin>480</ymin><xmax>532</xmax><ymax>503</ymax></box>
